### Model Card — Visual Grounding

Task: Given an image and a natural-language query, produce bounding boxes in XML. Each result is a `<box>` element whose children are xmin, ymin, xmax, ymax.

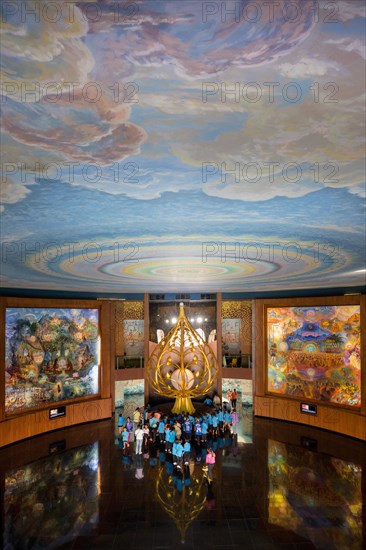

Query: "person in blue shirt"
<box><xmin>201</xmin><ymin>420</ymin><xmax>208</xmax><ymax>442</ymax></box>
<box><xmin>172</xmin><ymin>440</ymin><xmax>184</xmax><ymax>465</ymax></box>
<box><xmin>183</xmin><ymin>417</ymin><xmax>192</xmax><ymax>440</ymax></box>
<box><xmin>224</xmin><ymin>410</ymin><xmax>231</xmax><ymax>428</ymax></box>
<box><xmin>167</xmin><ymin>426</ymin><xmax>176</xmax><ymax>452</ymax></box>
<box><xmin>117</xmin><ymin>412</ymin><xmax>125</xmax><ymax>435</ymax></box>
<box><xmin>149</xmin><ymin>414</ymin><xmax>158</xmax><ymax>442</ymax></box>
<box><xmin>121</xmin><ymin>427</ymin><xmax>130</xmax><ymax>453</ymax></box>
<box><xmin>183</xmin><ymin>440</ymin><xmax>191</xmax><ymax>464</ymax></box>
<box><xmin>212</xmin><ymin>413</ymin><xmax>219</xmax><ymax>436</ymax></box>
<box><xmin>217</xmin><ymin>408</ymin><xmax>224</xmax><ymax>432</ymax></box>
<box><xmin>194</xmin><ymin>419</ymin><xmax>202</xmax><ymax>444</ymax></box>
<box><xmin>165</xmin><ymin>425</ymin><xmax>172</xmax><ymax>452</ymax></box>
<box><xmin>206</xmin><ymin>412</ymin><xmax>213</xmax><ymax>429</ymax></box>
<box><xmin>158</xmin><ymin>418</ymin><xmax>165</xmax><ymax>441</ymax></box>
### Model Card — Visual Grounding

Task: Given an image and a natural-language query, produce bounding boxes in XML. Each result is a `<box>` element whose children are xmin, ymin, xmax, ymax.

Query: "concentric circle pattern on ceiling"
<box><xmin>7</xmin><ymin>236</ymin><xmax>353</xmax><ymax>292</ymax></box>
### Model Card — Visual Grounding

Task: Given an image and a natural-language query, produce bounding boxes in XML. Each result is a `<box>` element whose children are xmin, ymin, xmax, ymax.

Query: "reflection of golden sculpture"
<box><xmin>147</xmin><ymin>303</ymin><xmax>218</xmax><ymax>414</ymax></box>
<box><xmin>155</xmin><ymin>465</ymin><xmax>207</xmax><ymax>543</ymax></box>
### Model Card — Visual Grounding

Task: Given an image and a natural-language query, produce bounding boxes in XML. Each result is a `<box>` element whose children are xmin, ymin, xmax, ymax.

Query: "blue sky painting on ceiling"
<box><xmin>0</xmin><ymin>0</ymin><xmax>365</xmax><ymax>293</ymax></box>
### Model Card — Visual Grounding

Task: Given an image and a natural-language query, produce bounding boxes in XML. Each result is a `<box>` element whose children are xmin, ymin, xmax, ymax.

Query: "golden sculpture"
<box><xmin>147</xmin><ymin>303</ymin><xmax>218</xmax><ymax>414</ymax></box>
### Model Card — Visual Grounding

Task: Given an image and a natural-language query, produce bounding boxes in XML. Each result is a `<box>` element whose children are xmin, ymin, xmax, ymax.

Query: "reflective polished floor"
<box><xmin>1</xmin><ymin>408</ymin><xmax>365</xmax><ymax>550</ymax></box>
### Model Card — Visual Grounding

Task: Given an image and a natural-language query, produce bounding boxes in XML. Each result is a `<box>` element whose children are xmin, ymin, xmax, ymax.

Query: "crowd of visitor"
<box><xmin>116</xmin><ymin>392</ymin><xmax>240</xmax><ymax>489</ymax></box>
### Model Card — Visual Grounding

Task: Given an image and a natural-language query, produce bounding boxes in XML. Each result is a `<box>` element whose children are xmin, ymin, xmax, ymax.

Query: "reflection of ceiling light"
<box><xmin>204</xmin><ymin>318</ymin><xmax>208</xmax><ymax>321</ymax></box>
<box><xmin>331</xmin><ymin>268</ymin><xmax>366</xmax><ymax>278</ymax></box>
<box><xmin>190</xmin><ymin>318</ymin><xmax>194</xmax><ymax>323</ymax></box>
<box><xmin>197</xmin><ymin>317</ymin><xmax>202</xmax><ymax>323</ymax></box>
<box><xmin>172</xmin><ymin>317</ymin><xmax>177</xmax><ymax>324</ymax></box>
<box><xmin>165</xmin><ymin>320</ymin><xmax>169</xmax><ymax>324</ymax></box>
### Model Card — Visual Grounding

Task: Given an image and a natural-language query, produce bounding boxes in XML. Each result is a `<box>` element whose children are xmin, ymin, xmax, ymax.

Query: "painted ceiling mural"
<box><xmin>0</xmin><ymin>0</ymin><xmax>365</xmax><ymax>293</ymax></box>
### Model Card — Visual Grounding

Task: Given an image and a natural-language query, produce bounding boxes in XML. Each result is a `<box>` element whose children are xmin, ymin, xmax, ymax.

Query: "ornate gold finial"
<box><xmin>147</xmin><ymin>303</ymin><xmax>218</xmax><ymax>413</ymax></box>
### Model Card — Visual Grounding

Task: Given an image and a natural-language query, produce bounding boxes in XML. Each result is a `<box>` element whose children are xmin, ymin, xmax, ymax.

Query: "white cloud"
<box><xmin>324</xmin><ymin>38</ymin><xmax>366</xmax><ymax>59</ymax></box>
<box><xmin>0</xmin><ymin>178</ymin><xmax>30</xmax><ymax>211</ymax></box>
<box><xmin>279</xmin><ymin>57</ymin><xmax>339</xmax><ymax>78</ymax></box>
<box><xmin>336</xmin><ymin>1</ymin><xmax>366</xmax><ymax>22</ymax></box>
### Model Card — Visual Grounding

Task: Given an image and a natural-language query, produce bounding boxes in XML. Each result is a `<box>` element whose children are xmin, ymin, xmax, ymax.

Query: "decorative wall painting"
<box><xmin>267</xmin><ymin>306</ymin><xmax>361</xmax><ymax>408</ymax></box>
<box><xmin>123</xmin><ymin>320</ymin><xmax>144</xmax><ymax>356</ymax></box>
<box><xmin>5</xmin><ymin>308</ymin><xmax>99</xmax><ymax>413</ymax></box>
<box><xmin>222</xmin><ymin>319</ymin><xmax>241</xmax><ymax>355</ymax></box>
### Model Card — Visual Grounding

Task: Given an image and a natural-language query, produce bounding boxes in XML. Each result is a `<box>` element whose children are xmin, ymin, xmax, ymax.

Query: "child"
<box><xmin>121</xmin><ymin>427</ymin><xmax>130</xmax><ymax>453</ymax></box>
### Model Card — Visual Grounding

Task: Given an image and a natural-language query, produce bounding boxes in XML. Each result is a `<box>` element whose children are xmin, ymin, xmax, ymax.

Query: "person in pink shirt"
<box><xmin>205</xmin><ymin>448</ymin><xmax>216</xmax><ymax>481</ymax></box>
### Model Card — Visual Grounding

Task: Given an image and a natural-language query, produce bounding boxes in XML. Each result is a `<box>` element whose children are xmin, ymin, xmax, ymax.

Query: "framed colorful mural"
<box><xmin>5</xmin><ymin>308</ymin><xmax>100</xmax><ymax>413</ymax></box>
<box><xmin>266</xmin><ymin>305</ymin><xmax>361</xmax><ymax>409</ymax></box>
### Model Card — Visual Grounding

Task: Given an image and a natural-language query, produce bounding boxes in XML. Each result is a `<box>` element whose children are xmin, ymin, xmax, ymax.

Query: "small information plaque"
<box><xmin>49</xmin><ymin>406</ymin><xmax>66</xmax><ymax>419</ymax></box>
<box><xmin>300</xmin><ymin>402</ymin><xmax>317</xmax><ymax>415</ymax></box>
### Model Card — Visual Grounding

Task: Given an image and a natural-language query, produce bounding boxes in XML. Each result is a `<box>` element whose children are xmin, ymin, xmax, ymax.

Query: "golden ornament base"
<box><xmin>171</xmin><ymin>396</ymin><xmax>195</xmax><ymax>415</ymax></box>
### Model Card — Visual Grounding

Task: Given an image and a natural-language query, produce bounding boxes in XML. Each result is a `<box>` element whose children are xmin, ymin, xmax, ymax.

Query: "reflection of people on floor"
<box><xmin>122</xmin><ymin>442</ymin><xmax>132</xmax><ymax>468</ymax></box>
<box><xmin>231</xmin><ymin>434</ymin><xmax>239</xmax><ymax>457</ymax></box>
<box><xmin>205</xmin><ymin>477</ymin><xmax>216</xmax><ymax>510</ymax></box>
<box><xmin>135</xmin><ymin>453</ymin><xmax>144</xmax><ymax>479</ymax></box>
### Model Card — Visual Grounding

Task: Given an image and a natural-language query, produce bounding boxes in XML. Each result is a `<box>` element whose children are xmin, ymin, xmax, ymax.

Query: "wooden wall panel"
<box><xmin>253</xmin><ymin>294</ymin><xmax>365</xmax><ymax>441</ymax></box>
<box><xmin>221</xmin><ymin>367</ymin><xmax>252</xmax><ymax>380</ymax></box>
<box><xmin>254</xmin><ymin>396</ymin><xmax>365</xmax><ymax>440</ymax></box>
<box><xmin>0</xmin><ymin>398</ymin><xmax>112</xmax><ymax>448</ymax></box>
<box><xmin>115</xmin><ymin>368</ymin><xmax>144</xmax><ymax>381</ymax></box>
<box><xmin>100</xmin><ymin>300</ymin><xmax>112</xmax><ymax>399</ymax></box>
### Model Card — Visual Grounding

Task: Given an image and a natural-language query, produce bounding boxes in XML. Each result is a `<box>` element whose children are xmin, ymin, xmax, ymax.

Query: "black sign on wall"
<box><xmin>49</xmin><ymin>406</ymin><xmax>66</xmax><ymax>419</ymax></box>
<box><xmin>300</xmin><ymin>402</ymin><xmax>317</xmax><ymax>415</ymax></box>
